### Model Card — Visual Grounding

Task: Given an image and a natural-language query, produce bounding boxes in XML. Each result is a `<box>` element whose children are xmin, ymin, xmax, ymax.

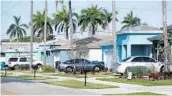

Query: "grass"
<box><xmin>97</xmin><ymin>78</ymin><xmax>172</xmax><ymax>86</ymax></box>
<box><xmin>49</xmin><ymin>72</ymin><xmax>115</xmax><ymax>78</ymax></box>
<box><xmin>42</xmin><ymin>80</ymin><xmax>119</xmax><ymax>89</ymax></box>
<box><xmin>104</xmin><ymin>92</ymin><xmax>165</xmax><ymax>96</ymax></box>
<box><xmin>0</xmin><ymin>71</ymin><xmax>14</xmax><ymax>76</ymax></box>
<box><xmin>16</xmin><ymin>75</ymin><xmax>56</xmax><ymax>80</ymax></box>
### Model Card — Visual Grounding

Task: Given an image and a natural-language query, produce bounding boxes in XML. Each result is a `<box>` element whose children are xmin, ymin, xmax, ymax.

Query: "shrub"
<box><xmin>20</xmin><ymin>64</ymin><xmax>30</xmax><ymax>70</ymax></box>
<box><xmin>127</xmin><ymin>66</ymin><xmax>148</xmax><ymax>78</ymax></box>
<box><xmin>148</xmin><ymin>64</ymin><xmax>156</xmax><ymax>73</ymax></box>
<box><xmin>42</xmin><ymin>65</ymin><xmax>55</xmax><ymax>72</ymax></box>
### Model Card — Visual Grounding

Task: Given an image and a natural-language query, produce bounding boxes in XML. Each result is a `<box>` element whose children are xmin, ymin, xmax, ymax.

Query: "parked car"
<box><xmin>7</xmin><ymin>57</ymin><xmax>43</xmax><ymax>70</ymax></box>
<box><xmin>116</xmin><ymin>56</ymin><xmax>164</xmax><ymax>75</ymax></box>
<box><xmin>58</xmin><ymin>59</ymin><xmax>104</xmax><ymax>73</ymax></box>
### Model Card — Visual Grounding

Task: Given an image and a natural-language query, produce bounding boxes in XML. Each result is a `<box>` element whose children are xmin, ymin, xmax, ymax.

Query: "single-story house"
<box><xmin>41</xmin><ymin>36</ymin><xmax>113</xmax><ymax>68</ymax></box>
<box><xmin>38</xmin><ymin>40</ymin><xmax>69</xmax><ymax>66</ymax></box>
<box><xmin>0</xmin><ymin>42</ymin><xmax>39</xmax><ymax>62</ymax></box>
<box><xmin>101</xmin><ymin>25</ymin><xmax>162</xmax><ymax>69</ymax></box>
<box><xmin>147</xmin><ymin>24</ymin><xmax>172</xmax><ymax>62</ymax></box>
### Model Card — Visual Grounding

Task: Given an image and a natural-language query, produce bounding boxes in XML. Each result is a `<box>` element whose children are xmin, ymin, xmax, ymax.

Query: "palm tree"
<box><xmin>121</xmin><ymin>11</ymin><xmax>141</xmax><ymax>29</ymax></box>
<box><xmin>7</xmin><ymin>16</ymin><xmax>28</xmax><ymax>41</ymax></box>
<box><xmin>102</xmin><ymin>9</ymin><xmax>118</xmax><ymax>34</ymax></box>
<box><xmin>78</xmin><ymin>5</ymin><xmax>104</xmax><ymax>36</ymax></box>
<box><xmin>53</xmin><ymin>5</ymin><xmax>78</xmax><ymax>40</ymax></box>
<box><xmin>33</xmin><ymin>10</ymin><xmax>53</xmax><ymax>41</ymax></box>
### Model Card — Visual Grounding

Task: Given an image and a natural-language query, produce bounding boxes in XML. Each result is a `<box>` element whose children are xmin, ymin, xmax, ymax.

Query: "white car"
<box><xmin>116</xmin><ymin>56</ymin><xmax>164</xmax><ymax>75</ymax></box>
<box><xmin>8</xmin><ymin>57</ymin><xmax>43</xmax><ymax>70</ymax></box>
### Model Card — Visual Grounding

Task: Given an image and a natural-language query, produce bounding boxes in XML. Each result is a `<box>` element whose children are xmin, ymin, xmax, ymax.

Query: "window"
<box><xmin>143</xmin><ymin>57</ymin><xmax>155</xmax><ymax>62</ymax></box>
<box><xmin>121</xmin><ymin>57</ymin><xmax>132</xmax><ymax>62</ymax></box>
<box><xmin>64</xmin><ymin>60</ymin><xmax>74</xmax><ymax>64</ymax></box>
<box><xmin>81</xmin><ymin>59</ymin><xmax>90</xmax><ymax>64</ymax></box>
<box><xmin>19</xmin><ymin>58</ymin><xmax>27</xmax><ymax>62</ymax></box>
<box><xmin>131</xmin><ymin>57</ymin><xmax>143</xmax><ymax>62</ymax></box>
<box><xmin>9</xmin><ymin>58</ymin><xmax>18</xmax><ymax>62</ymax></box>
<box><xmin>74</xmin><ymin>59</ymin><xmax>80</xmax><ymax>63</ymax></box>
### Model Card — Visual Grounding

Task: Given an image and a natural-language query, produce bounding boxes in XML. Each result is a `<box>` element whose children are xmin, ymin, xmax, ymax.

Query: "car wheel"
<box><xmin>122</xmin><ymin>69</ymin><xmax>128</xmax><ymax>78</ymax></box>
<box><xmin>93</xmin><ymin>66</ymin><xmax>100</xmax><ymax>72</ymax></box>
<box><xmin>65</xmin><ymin>67</ymin><xmax>73</xmax><ymax>73</ymax></box>
<box><xmin>37</xmin><ymin>64</ymin><xmax>42</xmax><ymax>71</ymax></box>
<box><xmin>160</xmin><ymin>66</ymin><xmax>165</xmax><ymax>73</ymax></box>
<box><xmin>37</xmin><ymin>64</ymin><xmax>42</xmax><ymax>68</ymax></box>
<box><xmin>14</xmin><ymin>65</ymin><xmax>20</xmax><ymax>70</ymax></box>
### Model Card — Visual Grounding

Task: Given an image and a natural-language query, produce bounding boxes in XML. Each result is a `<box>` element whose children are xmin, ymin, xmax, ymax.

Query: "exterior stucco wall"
<box><xmin>88</xmin><ymin>49</ymin><xmax>102</xmax><ymax>61</ymax></box>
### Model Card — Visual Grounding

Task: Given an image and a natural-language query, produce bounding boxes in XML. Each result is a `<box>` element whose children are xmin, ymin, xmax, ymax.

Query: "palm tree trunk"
<box><xmin>92</xmin><ymin>24</ymin><xmax>95</xmax><ymax>36</ymax></box>
<box><xmin>66</xmin><ymin>27</ymin><xmax>69</xmax><ymax>39</ymax></box>
<box><xmin>88</xmin><ymin>24</ymin><xmax>92</xmax><ymax>37</ymax></box>
<box><xmin>162</xmin><ymin>0</ymin><xmax>168</xmax><ymax>63</ymax></box>
<box><xmin>112</xmin><ymin>0</ymin><xmax>117</xmax><ymax>70</ymax></box>
<box><xmin>17</xmin><ymin>32</ymin><xmax>19</xmax><ymax>56</ymax></box>
<box><xmin>43</xmin><ymin>0</ymin><xmax>48</xmax><ymax>65</ymax></box>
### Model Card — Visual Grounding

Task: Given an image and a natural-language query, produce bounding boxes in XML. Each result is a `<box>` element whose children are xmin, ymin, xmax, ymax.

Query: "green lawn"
<box><xmin>97</xmin><ymin>78</ymin><xmax>172</xmax><ymax>86</ymax></box>
<box><xmin>1</xmin><ymin>71</ymin><xmax>14</xmax><ymax>76</ymax></box>
<box><xmin>16</xmin><ymin>75</ymin><xmax>56</xmax><ymax>80</ymax></box>
<box><xmin>104</xmin><ymin>92</ymin><xmax>165</xmax><ymax>96</ymax></box>
<box><xmin>49</xmin><ymin>72</ymin><xmax>115</xmax><ymax>78</ymax></box>
<box><xmin>42</xmin><ymin>80</ymin><xmax>119</xmax><ymax>89</ymax></box>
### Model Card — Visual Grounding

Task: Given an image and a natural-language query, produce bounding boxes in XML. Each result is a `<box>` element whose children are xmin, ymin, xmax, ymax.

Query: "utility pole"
<box><xmin>30</xmin><ymin>0</ymin><xmax>33</xmax><ymax>71</ymax></box>
<box><xmin>69</xmin><ymin>0</ymin><xmax>74</xmax><ymax>58</ymax></box>
<box><xmin>112</xmin><ymin>0</ymin><xmax>117</xmax><ymax>62</ymax></box>
<box><xmin>162</xmin><ymin>0</ymin><xmax>168</xmax><ymax>63</ymax></box>
<box><xmin>43</xmin><ymin>0</ymin><xmax>47</xmax><ymax>65</ymax></box>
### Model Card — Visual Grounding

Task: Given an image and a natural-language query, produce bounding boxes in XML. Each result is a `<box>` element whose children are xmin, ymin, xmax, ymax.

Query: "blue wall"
<box><xmin>101</xmin><ymin>32</ymin><xmax>161</xmax><ymax>62</ymax></box>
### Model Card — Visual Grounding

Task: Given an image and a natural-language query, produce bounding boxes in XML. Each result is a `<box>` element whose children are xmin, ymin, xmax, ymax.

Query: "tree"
<box><xmin>7</xmin><ymin>16</ymin><xmax>28</xmax><ymax>41</ymax></box>
<box><xmin>121</xmin><ymin>11</ymin><xmax>141</xmax><ymax>29</ymax></box>
<box><xmin>78</xmin><ymin>5</ymin><xmax>104</xmax><ymax>36</ymax></box>
<box><xmin>33</xmin><ymin>10</ymin><xmax>53</xmax><ymax>41</ymax></box>
<box><xmin>102</xmin><ymin>9</ymin><xmax>118</xmax><ymax>30</ymax></box>
<box><xmin>53</xmin><ymin>5</ymin><xmax>78</xmax><ymax>40</ymax></box>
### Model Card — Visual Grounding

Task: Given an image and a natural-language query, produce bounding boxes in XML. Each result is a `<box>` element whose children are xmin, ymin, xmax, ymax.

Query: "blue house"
<box><xmin>101</xmin><ymin>25</ymin><xmax>162</xmax><ymax>69</ymax></box>
<box><xmin>38</xmin><ymin>40</ymin><xmax>69</xmax><ymax>66</ymax></box>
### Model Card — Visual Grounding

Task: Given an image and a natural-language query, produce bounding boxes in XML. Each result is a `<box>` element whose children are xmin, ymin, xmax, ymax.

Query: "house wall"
<box><xmin>88</xmin><ymin>49</ymin><xmax>102</xmax><ymax>61</ymax></box>
<box><xmin>127</xmin><ymin>33</ymin><xmax>160</xmax><ymax>45</ymax></box>
<box><xmin>60</xmin><ymin>51</ymin><xmax>70</xmax><ymax>62</ymax></box>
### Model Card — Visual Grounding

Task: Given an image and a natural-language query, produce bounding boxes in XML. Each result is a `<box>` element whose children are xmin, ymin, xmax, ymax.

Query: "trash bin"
<box><xmin>128</xmin><ymin>72</ymin><xmax>132</xmax><ymax>80</ymax></box>
<box><xmin>1</xmin><ymin>62</ymin><xmax>6</xmax><ymax>71</ymax></box>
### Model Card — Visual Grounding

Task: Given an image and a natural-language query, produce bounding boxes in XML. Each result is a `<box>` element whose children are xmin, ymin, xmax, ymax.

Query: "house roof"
<box><xmin>147</xmin><ymin>35</ymin><xmax>161</xmax><ymax>41</ymax></box>
<box><xmin>118</xmin><ymin>25</ymin><xmax>162</xmax><ymax>34</ymax></box>
<box><xmin>56</xmin><ymin>36</ymin><xmax>113</xmax><ymax>49</ymax></box>
<box><xmin>0</xmin><ymin>42</ymin><xmax>39</xmax><ymax>52</ymax></box>
<box><xmin>39</xmin><ymin>40</ymin><xmax>69</xmax><ymax>46</ymax></box>
<box><xmin>167</xmin><ymin>24</ymin><xmax>172</xmax><ymax>30</ymax></box>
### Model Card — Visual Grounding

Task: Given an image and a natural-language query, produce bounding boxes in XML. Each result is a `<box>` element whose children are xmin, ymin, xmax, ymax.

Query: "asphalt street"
<box><xmin>1</xmin><ymin>77</ymin><xmax>99</xmax><ymax>95</ymax></box>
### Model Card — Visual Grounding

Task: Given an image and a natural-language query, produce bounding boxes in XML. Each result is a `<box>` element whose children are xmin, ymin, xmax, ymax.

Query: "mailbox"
<box><xmin>32</xmin><ymin>65</ymin><xmax>38</xmax><ymax>70</ymax></box>
<box><xmin>83</xmin><ymin>69</ymin><xmax>90</xmax><ymax>73</ymax></box>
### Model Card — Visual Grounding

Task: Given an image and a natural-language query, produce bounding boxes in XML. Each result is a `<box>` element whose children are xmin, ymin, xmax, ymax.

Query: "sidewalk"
<box><xmin>10</xmin><ymin>72</ymin><xmax>172</xmax><ymax>96</ymax></box>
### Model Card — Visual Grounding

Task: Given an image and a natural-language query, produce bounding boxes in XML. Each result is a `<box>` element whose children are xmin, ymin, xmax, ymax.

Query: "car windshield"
<box><xmin>121</xmin><ymin>57</ymin><xmax>131</xmax><ymax>62</ymax></box>
<box><xmin>9</xmin><ymin>58</ymin><xmax>18</xmax><ymax>62</ymax></box>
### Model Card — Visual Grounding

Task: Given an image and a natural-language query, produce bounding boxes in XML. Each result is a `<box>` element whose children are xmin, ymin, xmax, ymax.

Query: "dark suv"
<box><xmin>58</xmin><ymin>59</ymin><xmax>104</xmax><ymax>73</ymax></box>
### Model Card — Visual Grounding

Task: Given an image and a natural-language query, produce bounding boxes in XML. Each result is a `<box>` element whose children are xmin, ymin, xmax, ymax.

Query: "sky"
<box><xmin>1</xmin><ymin>0</ymin><xmax>172</xmax><ymax>40</ymax></box>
